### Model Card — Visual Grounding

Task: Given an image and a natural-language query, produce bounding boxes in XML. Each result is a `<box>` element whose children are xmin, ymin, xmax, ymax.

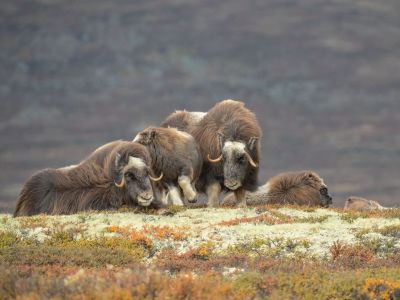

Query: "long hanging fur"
<box><xmin>13</xmin><ymin>141</ymin><xmax>155</xmax><ymax>216</ymax></box>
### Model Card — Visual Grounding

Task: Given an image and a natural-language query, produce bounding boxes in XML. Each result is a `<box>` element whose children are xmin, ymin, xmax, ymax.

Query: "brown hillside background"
<box><xmin>0</xmin><ymin>0</ymin><xmax>399</xmax><ymax>212</ymax></box>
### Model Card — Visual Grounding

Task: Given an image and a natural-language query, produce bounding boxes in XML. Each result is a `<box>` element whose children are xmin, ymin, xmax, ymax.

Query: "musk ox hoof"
<box><xmin>186</xmin><ymin>191</ymin><xmax>198</xmax><ymax>203</ymax></box>
<box><xmin>235</xmin><ymin>201</ymin><xmax>247</xmax><ymax>208</ymax></box>
<box><xmin>208</xmin><ymin>201</ymin><xmax>220</xmax><ymax>208</ymax></box>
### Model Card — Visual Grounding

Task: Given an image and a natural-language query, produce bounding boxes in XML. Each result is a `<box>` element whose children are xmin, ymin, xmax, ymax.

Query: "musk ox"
<box><xmin>133</xmin><ymin>126</ymin><xmax>202</xmax><ymax>206</ymax></box>
<box><xmin>222</xmin><ymin>171</ymin><xmax>333</xmax><ymax>207</ymax></box>
<box><xmin>160</xmin><ymin>110</ymin><xmax>206</xmax><ymax>133</ymax></box>
<box><xmin>14</xmin><ymin>141</ymin><xmax>164</xmax><ymax>217</ymax></box>
<box><xmin>344</xmin><ymin>196</ymin><xmax>387</xmax><ymax>211</ymax></box>
<box><xmin>163</xmin><ymin>100</ymin><xmax>261</xmax><ymax>207</ymax></box>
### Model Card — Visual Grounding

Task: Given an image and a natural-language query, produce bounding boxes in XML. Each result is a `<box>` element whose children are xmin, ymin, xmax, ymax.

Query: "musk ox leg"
<box><xmin>167</xmin><ymin>185</ymin><xmax>184</xmax><ymax>206</ymax></box>
<box><xmin>178</xmin><ymin>175</ymin><xmax>197</xmax><ymax>203</ymax></box>
<box><xmin>206</xmin><ymin>182</ymin><xmax>221</xmax><ymax>207</ymax></box>
<box><xmin>234</xmin><ymin>188</ymin><xmax>247</xmax><ymax>208</ymax></box>
<box><xmin>159</xmin><ymin>187</ymin><xmax>169</xmax><ymax>206</ymax></box>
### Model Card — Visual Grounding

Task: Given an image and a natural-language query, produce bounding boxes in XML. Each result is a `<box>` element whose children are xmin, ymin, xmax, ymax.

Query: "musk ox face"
<box><xmin>114</xmin><ymin>154</ymin><xmax>162</xmax><ymax>207</ymax></box>
<box><xmin>305</xmin><ymin>172</ymin><xmax>332</xmax><ymax>207</ymax></box>
<box><xmin>208</xmin><ymin>135</ymin><xmax>259</xmax><ymax>191</ymax></box>
<box><xmin>319</xmin><ymin>185</ymin><xmax>333</xmax><ymax>207</ymax></box>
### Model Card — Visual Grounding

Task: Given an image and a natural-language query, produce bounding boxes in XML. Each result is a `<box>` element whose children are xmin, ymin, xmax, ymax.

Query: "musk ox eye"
<box><xmin>320</xmin><ymin>187</ymin><xmax>328</xmax><ymax>195</ymax></box>
<box><xmin>237</xmin><ymin>155</ymin><xmax>245</xmax><ymax>163</ymax></box>
<box><xmin>125</xmin><ymin>172</ymin><xmax>136</xmax><ymax>180</ymax></box>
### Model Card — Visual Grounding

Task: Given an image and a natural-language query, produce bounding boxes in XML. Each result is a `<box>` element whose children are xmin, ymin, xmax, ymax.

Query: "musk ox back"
<box><xmin>223</xmin><ymin>171</ymin><xmax>333</xmax><ymax>207</ymax></box>
<box><xmin>133</xmin><ymin>126</ymin><xmax>202</xmax><ymax>205</ymax></box>
<box><xmin>14</xmin><ymin>141</ymin><xmax>163</xmax><ymax>217</ymax></box>
<box><xmin>344</xmin><ymin>196</ymin><xmax>387</xmax><ymax>211</ymax></box>
<box><xmin>160</xmin><ymin>110</ymin><xmax>206</xmax><ymax>132</ymax></box>
<box><xmin>191</xmin><ymin>100</ymin><xmax>262</xmax><ymax>207</ymax></box>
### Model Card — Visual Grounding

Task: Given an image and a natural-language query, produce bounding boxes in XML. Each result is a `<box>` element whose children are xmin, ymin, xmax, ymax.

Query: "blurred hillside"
<box><xmin>0</xmin><ymin>0</ymin><xmax>399</xmax><ymax>212</ymax></box>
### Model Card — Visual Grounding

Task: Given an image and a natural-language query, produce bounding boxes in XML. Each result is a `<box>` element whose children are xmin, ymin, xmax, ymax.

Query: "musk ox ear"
<box><xmin>149</xmin><ymin>129</ymin><xmax>156</xmax><ymax>141</ymax></box>
<box><xmin>217</xmin><ymin>132</ymin><xmax>225</xmax><ymax>150</ymax></box>
<box><xmin>248</xmin><ymin>137</ymin><xmax>259</xmax><ymax>150</ymax></box>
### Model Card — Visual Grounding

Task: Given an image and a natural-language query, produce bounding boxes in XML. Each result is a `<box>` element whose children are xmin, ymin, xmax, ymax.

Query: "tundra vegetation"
<box><xmin>1</xmin><ymin>205</ymin><xmax>400</xmax><ymax>299</ymax></box>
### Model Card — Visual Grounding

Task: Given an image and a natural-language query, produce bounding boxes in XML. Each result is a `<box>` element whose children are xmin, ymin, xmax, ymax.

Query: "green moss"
<box><xmin>0</xmin><ymin>232</ymin><xmax>19</xmax><ymax>248</ymax></box>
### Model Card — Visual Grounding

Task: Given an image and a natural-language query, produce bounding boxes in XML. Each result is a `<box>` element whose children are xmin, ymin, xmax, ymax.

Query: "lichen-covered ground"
<box><xmin>1</xmin><ymin>206</ymin><xmax>400</xmax><ymax>299</ymax></box>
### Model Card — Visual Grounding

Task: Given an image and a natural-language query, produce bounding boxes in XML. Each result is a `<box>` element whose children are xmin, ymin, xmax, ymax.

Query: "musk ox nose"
<box><xmin>137</xmin><ymin>192</ymin><xmax>153</xmax><ymax>206</ymax></box>
<box><xmin>224</xmin><ymin>179</ymin><xmax>241</xmax><ymax>190</ymax></box>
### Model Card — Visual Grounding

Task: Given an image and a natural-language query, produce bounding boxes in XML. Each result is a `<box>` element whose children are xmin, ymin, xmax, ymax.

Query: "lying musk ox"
<box><xmin>344</xmin><ymin>196</ymin><xmax>387</xmax><ymax>211</ymax></box>
<box><xmin>133</xmin><ymin>127</ymin><xmax>202</xmax><ymax>205</ymax></box>
<box><xmin>222</xmin><ymin>171</ymin><xmax>333</xmax><ymax>207</ymax></box>
<box><xmin>14</xmin><ymin>141</ymin><xmax>163</xmax><ymax>217</ymax></box>
<box><xmin>162</xmin><ymin>100</ymin><xmax>261</xmax><ymax>207</ymax></box>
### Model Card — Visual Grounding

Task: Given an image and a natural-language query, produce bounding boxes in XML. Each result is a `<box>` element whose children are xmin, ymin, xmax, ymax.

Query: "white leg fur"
<box><xmin>168</xmin><ymin>185</ymin><xmax>184</xmax><ymax>206</ymax></box>
<box><xmin>206</xmin><ymin>182</ymin><xmax>221</xmax><ymax>207</ymax></box>
<box><xmin>160</xmin><ymin>188</ymin><xmax>169</xmax><ymax>206</ymax></box>
<box><xmin>178</xmin><ymin>175</ymin><xmax>197</xmax><ymax>201</ymax></box>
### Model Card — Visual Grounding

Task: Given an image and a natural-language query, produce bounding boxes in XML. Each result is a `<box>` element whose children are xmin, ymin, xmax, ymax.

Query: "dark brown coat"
<box><xmin>14</xmin><ymin>141</ymin><xmax>161</xmax><ymax>216</ymax></box>
<box><xmin>133</xmin><ymin>127</ymin><xmax>202</xmax><ymax>200</ymax></box>
<box><xmin>194</xmin><ymin>100</ymin><xmax>261</xmax><ymax>197</ymax></box>
<box><xmin>223</xmin><ymin>171</ymin><xmax>333</xmax><ymax>207</ymax></box>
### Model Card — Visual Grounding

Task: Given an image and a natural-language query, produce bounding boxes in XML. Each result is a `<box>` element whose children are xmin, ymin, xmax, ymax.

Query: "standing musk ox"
<box><xmin>14</xmin><ymin>141</ymin><xmax>164</xmax><ymax>217</ymax></box>
<box><xmin>344</xmin><ymin>196</ymin><xmax>388</xmax><ymax>211</ymax></box>
<box><xmin>222</xmin><ymin>171</ymin><xmax>333</xmax><ymax>208</ymax></box>
<box><xmin>133</xmin><ymin>127</ymin><xmax>202</xmax><ymax>206</ymax></box>
<box><xmin>163</xmin><ymin>100</ymin><xmax>261</xmax><ymax>207</ymax></box>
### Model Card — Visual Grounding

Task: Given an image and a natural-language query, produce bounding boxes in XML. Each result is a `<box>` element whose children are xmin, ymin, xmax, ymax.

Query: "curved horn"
<box><xmin>245</xmin><ymin>152</ymin><xmax>258</xmax><ymax>168</ymax></box>
<box><xmin>149</xmin><ymin>172</ymin><xmax>163</xmax><ymax>182</ymax></box>
<box><xmin>207</xmin><ymin>154</ymin><xmax>223</xmax><ymax>163</ymax></box>
<box><xmin>114</xmin><ymin>176</ymin><xmax>125</xmax><ymax>188</ymax></box>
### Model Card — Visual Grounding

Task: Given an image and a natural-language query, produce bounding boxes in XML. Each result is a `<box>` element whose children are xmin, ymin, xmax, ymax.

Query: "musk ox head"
<box><xmin>114</xmin><ymin>153</ymin><xmax>163</xmax><ymax>206</ymax></box>
<box><xmin>133</xmin><ymin>127</ymin><xmax>156</xmax><ymax>145</ymax></box>
<box><xmin>207</xmin><ymin>134</ymin><xmax>259</xmax><ymax>191</ymax></box>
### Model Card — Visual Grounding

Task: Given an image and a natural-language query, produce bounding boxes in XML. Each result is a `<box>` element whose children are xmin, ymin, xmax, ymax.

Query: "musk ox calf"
<box><xmin>14</xmin><ymin>141</ymin><xmax>164</xmax><ymax>217</ymax></box>
<box><xmin>133</xmin><ymin>126</ymin><xmax>202</xmax><ymax>205</ymax></box>
<box><xmin>344</xmin><ymin>196</ymin><xmax>387</xmax><ymax>211</ymax></box>
<box><xmin>222</xmin><ymin>171</ymin><xmax>333</xmax><ymax>208</ymax></box>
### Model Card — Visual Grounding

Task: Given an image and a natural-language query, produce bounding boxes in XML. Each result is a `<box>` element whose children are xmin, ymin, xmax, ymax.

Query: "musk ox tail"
<box><xmin>13</xmin><ymin>169</ymin><xmax>56</xmax><ymax>217</ymax></box>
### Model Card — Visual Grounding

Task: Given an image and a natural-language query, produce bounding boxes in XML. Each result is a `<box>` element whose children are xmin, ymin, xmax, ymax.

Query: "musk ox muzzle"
<box><xmin>319</xmin><ymin>186</ymin><xmax>333</xmax><ymax>207</ymax></box>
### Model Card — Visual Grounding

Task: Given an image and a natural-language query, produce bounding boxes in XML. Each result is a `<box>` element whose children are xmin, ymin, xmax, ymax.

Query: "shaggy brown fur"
<box><xmin>190</xmin><ymin>100</ymin><xmax>262</xmax><ymax>206</ymax></box>
<box><xmin>14</xmin><ymin>141</ymin><xmax>162</xmax><ymax>217</ymax></box>
<box><xmin>134</xmin><ymin>127</ymin><xmax>202</xmax><ymax>204</ymax></box>
<box><xmin>344</xmin><ymin>196</ymin><xmax>387</xmax><ymax>211</ymax></box>
<box><xmin>160</xmin><ymin>110</ymin><xmax>206</xmax><ymax>133</ymax></box>
<box><xmin>222</xmin><ymin>171</ymin><xmax>333</xmax><ymax>207</ymax></box>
